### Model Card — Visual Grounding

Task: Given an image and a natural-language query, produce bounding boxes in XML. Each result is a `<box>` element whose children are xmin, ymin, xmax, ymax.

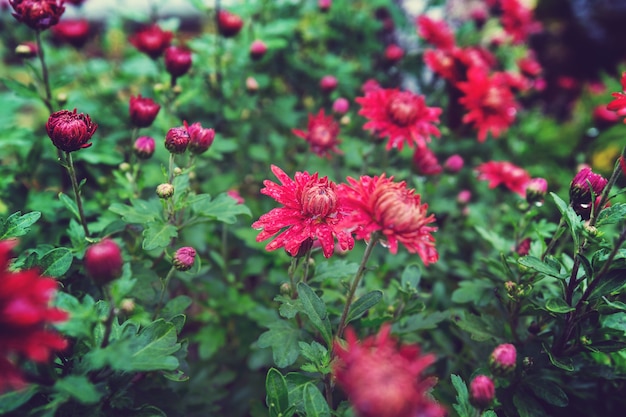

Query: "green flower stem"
<box><xmin>153</xmin><ymin>266</ymin><xmax>176</xmax><ymax>320</ymax></box>
<box><xmin>589</xmin><ymin>145</ymin><xmax>625</xmax><ymax>228</ymax></box>
<box><xmin>287</xmin><ymin>257</ymin><xmax>298</xmax><ymax>298</ymax></box>
<box><xmin>336</xmin><ymin>235</ymin><xmax>379</xmax><ymax>339</ymax></box>
<box><xmin>541</xmin><ymin>217</ymin><xmax>566</xmax><ymax>261</ymax></box>
<box><xmin>302</xmin><ymin>244</ymin><xmax>313</xmax><ymax>283</ymax></box>
<box><xmin>65</xmin><ymin>152</ymin><xmax>90</xmax><ymax>237</ymax></box>
<box><xmin>168</xmin><ymin>152</ymin><xmax>175</xmax><ymax>183</ymax></box>
<box><xmin>35</xmin><ymin>29</ymin><xmax>53</xmax><ymax>113</ymax></box>
<box><xmin>100</xmin><ymin>287</ymin><xmax>116</xmax><ymax>349</ymax></box>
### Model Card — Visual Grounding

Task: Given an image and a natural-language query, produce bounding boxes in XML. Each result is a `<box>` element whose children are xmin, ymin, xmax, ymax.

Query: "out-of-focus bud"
<box><xmin>319</xmin><ymin>75</ymin><xmax>338</xmax><ymax>93</ymax></box>
<box><xmin>489</xmin><ymin>343</ymin><xmax>517</xmax><ymax>376</ymax></box>
<box><xmin>120</xmin><ymin>298</ymin><xmax>135</xmax><ymax>313</ymax></box>
<box><xmin>119</xmin><ymin>162</ymin><xmax>131</xmax><ymax>172</ymax></box>
<box><xmin>318</xmin><ymin>0</ymin><xmax>331</xmax><ymax>12</ymax></box>
<box><xmin>444</xmin><ymin>154</ymin><xmax>464</xmax><ymax>173</ymax></box>
<box><xmin>217</xmin><ymin>10</ymin><xmax>243</xmax><ymax>37</ymax></box>
<box><xmin>15</xmin><ymin>41</ymin><xmax>38</xmax><ymax>58</ymax></box>
<box><xmin>164</xmin><ymin>126</ymin><xmax>190</xmax><ymax>154</ymax></box>
<box><xmin>173</xmin><ymin>247</ymin><xmax>196</xmax><ymax>271</ymax></box>
<box><xmin>227</xmin><ymin>189</ymin><xmax>245</xmax><ymax>204</ymax></box>
<box><xmin>469</xmin><ymin>375</ymin><xmax>495</xmax><ymax>408</ymax></box>
<box><xmin>173</xmin><ymin>167</ymin><xmax>182</xmax><ymax>176</ymax></box>
<box><xmin>84</xmin><ymin>239</ymin><xmax>123</xmax><ymax>285</ymax></box>
<box><xmin>332</xmin><ymin>97</ymin><xmax>349</xmax><ymax>115</ymax></box>
<box><xmin>56</xmin><ymin>92</ymin><xmax>68</xmax><ymax>106</ymax></box>
<box><xmin>52</xmin><ymin>19</ymin><xmax>90</xmax><ymax>48</ymax></box>
<box><xmin>412</xmin><ymin>146</ymin><xmax>442</xmax><ymax>175</ymax></box>
<box><xmin>525</xmin><ymin>177</ymin><xmax>547</xmax><ymax>206</ymax></box>
<box><xmin>457</xmin><ymin>190</ymin><xmax>471</xmax><ymax>205</ymax></box>
<box><xmin>156</xmin><ymin>183</ymin><xmax>174</xmax><ymax>199</ymax></box>
<box><xmin>515</xmin><ymin>237</ymin><xmax>531</xmax><ymax>256</ymax></box>
<box><xmin>129</xmin><ymin>95</ymin><xmax>161</xmax><ymax>128</ymax></box>
<box><xmin>164</xmin><ymin>46</ymin><xmax>192</xmax><ymax>79</ymax></box>
<box><xmin>569</xmin><ymin>167</ymin><xmax>608</xmax><ymax>219</ymax></box>
<box><xmin>129</xmin><ymin>24</ymin><xmax>173</xmax><ymax>59</ymax></box>
<box><xmin>280</xmin><ymin>282</ymin><xmax>292</xmax><ymax>296</ymax></box>
<box><xmin>246</xmin><ymin>76</ymin><xmax>259</xmax><ymax>93</ymax></box>
<box><xmin>187</xmin><ymin>122</ymin><xmax>215</xmax><ymax>155</ymax></box>
<box><xmin>134</xmin><ymin>136</ymin><xmax>155</xmax><ymax>159</ymax></box>
<box><xmin>249</xmin><ymin>39</ymin><xmax>267</xmax><ymax>60</ymax></box>
<box><xmin>384</xmin><ymin>44</ymin><xmax>404</xmax><ymax>64</ymax></box>
<box><xmin>10</xmin><ymin>0</ymin><xmax>65</xmax><ymax>31</ymax></box>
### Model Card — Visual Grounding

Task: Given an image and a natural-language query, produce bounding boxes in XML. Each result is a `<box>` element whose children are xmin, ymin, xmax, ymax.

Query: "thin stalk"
<box><xmin>65</xmin><ymin>152</ymin><xmax>90</xmax><ymax>236</ymax></box>
<box><xmin>302</xmin><ymin>245</ymin><xmax>313</xmax><ymax>283</ymax></box>
<box><xmin>287</xmin><ymin>257</ymin><xmax>298</xmax><ymax>299</ymax></box>
<box><xmin>589</xmin><ymin>147</ymin><xmax>625</xmax><ymax>228</ymax></box>
<box><xmin>153</xmin><ymin>266</ymin><xmax>176</xmax><ymax>319</ymax></box>
<box><xmin>541</xmin><ymin>218</ymin><xmax>565</xmax><ymax>261</ymax></box>
<box><xmin>100</xmin><ymin>288</ymin><xmax>116</xmax><ymax>348</ymax></box>
<box><xmin>35</xmin><ymin>29</ymin><xmax>54</xmax><ymax>113</ymax></box>
<box><xmin>336</xmin><ymin>235</ymin><xmax>379</xmax><ymax>339</ymax></box>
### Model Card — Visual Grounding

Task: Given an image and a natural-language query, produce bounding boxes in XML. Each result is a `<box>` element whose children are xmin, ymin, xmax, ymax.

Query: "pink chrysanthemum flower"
<box><xmin>475</xmin><ymin>160</ymin><xmax>531</xmax><ymax>197</ymax></box>
<box><xmin>0</xmin><ymin>240</ymin><xmax>68</xmax><ymax>392</ymax></box>
<box><xmin>457</xmin><ymin>66</ymin><xmax>519</xmax><ymax>142</ymax></box>
<box><xmin>356</xmin><ymin>88</ymin><xmax>442</xmax><ymax>151</ymax></box>
<box><xmin>332</xmin><ymin>324</ymin><xmax>446</xmax><ymax>417</ymax></box>
<box><xmin>339</xmin><ymin>174</ymin><xmax>438</xmax><ymax>265</ymax></box>
<box><xmin>252</xmin><ymin>165</ymin><xmax>354</xmax><ymax>258</ymax></box>
<box><xmin>607</xmin><ymin>72</ymin><xmax>626</xmax><ymax>121</ymax></box>
<box><xmin>416</xmin><ymin>15</ymin><xmax>455</xmax><ymax>50</ymax></box>
<box><xmin>500</xmin><ymin>0</ymin><xmax>542</xmax><ymax>44</ymax></box>
<box><xmin>292</xmin><ymin>109</ymin><xmax>342</xmax><ymax>157</ymax></box>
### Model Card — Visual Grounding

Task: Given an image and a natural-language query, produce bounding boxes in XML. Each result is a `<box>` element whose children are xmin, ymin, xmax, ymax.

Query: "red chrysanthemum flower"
<box><xmin>0</xmin><ymin>240</ymin><xmax>68</xmax><ymax>392</ymax></box>
<box><xmin>475</xmin><ymin>160</ymin><xmax>531</xmax><ymax>197</ymax></box>
<box><xmin>457</xmin><ymin>66</ymin><xmax>518</xmax><ymax>142</ymax></box>
<box><xmin>500</xmin><ymin>0</ymin><xmax>542</xmax><ymax>44</ymax></box>
<box><xmin>416</xmin><ymin>15</ymin><xmax>455</xmax><ymax>50</ymax></box>
<box><xmin>339</xmin><ymin>174</ymin><xmax>438</xmax><ymax>264</ymax></box>
<box><xmin>412</xmin><ymin>145</ymin><xmax>442</xmax><ymax>176</ymax></box>
<box><xmin>9</xmin><ymin>0</ymin><xmax>65</xmax><ymax>31</ymax></box>
<box><xmin>607</xmin><ymin>72</ymin><xmax>626</xmax><ymax>122</ymax></box>
<box><xmin>292</xmin><ymin>109</ymin><xmax>342</xmax><ymax>158</ymax></box>
<box><xmin>129</xmin><ymin>24</ymin><xmax>173</xmax><ymax>59</ymax></box>
<box><xmin>332</xmin><ymin>324</ymin><xmax>446</xmax><ymax>417</ymax></box>
<box><xmin>252</xmin><ymin>165</ymin><xmax>354</xmax><ymax>258</ymax></box>
<box><xmin>356</xmin><ymin>88</ymin><xmax>442</xmax><ymax>151</ymax></box>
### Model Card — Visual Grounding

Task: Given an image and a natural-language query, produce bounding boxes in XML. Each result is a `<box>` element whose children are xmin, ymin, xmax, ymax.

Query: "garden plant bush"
<box><xmin>1</xmin><ymin>0</ymin><xmax>626</xmax><ymax>416</ymax></box>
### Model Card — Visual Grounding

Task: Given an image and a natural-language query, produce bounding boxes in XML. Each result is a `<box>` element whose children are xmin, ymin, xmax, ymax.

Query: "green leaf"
<box><xmin>161</xmin><ymin>295</ymin><xmax>192</xmax><ymax>320</ymax></box>
<box><xmin>602</xmin><ymin>296</ymin><xmax>626</xmax><ymax>311</ymax></box>
<box><xmin>276</xmin><ymin>295</ymin><xmax>303</xmax><ymax>319</ymax></box>
<box><xmin>0</xmin><ymin>385</ymin><xmax>38</xmax><ymax>414</ymax></box>
<box><xmin>476</xmin><ymin>225</ymin><xmax>511</xmax><ymax>252</ymax></box>
<box><xmin>302</xmin><ymin>383</ymin><xmax>331</xmax><ymax>417</ymax></box>
<box><xmin>53</xmin><ymin>293</ymin><xmax>98</xmax><ymax>339</ymax></box>
<box><xmin>190</xmin><ymin>192</ymin><xmax>251</xmax><ymax>224</ymax></box>
<box><xmin>551</xmin><ymin>192</ymin><xmax>582</xmax><ymax>247</ymax></box>
<box><xmin>59</xmin><ymin>192</ymin><xmax>80</xmax><ymax>222</ymax></box>
<box><xmin>452</xmin><ymin>311</ymin><xmax>498</xmax><ymax>342</ymax></box>
<box><xmin>596</xmin><ymin>203</ymin><xmax>626</xmax><ymax>227</ymax></box>
<box><xmin>266</xmin><ymin>368</ymin><xmax>291</xmax><ymax>417</ymax></box>
<box><xmin>297</xmin><ymin>282</ymin><xmax>332</xmax><ymax>347</ymax></box>
<box><xmin>589</xmin><ymin>269</ymin><xmax>626</xmax><ymax>300</ymax></box>
<box><xmin>518</xmin><ymin>255</ymin><xmax>566</xmax><ymax>279</ymax></box>
<box><xmin>38</xmin><ymin>247</ymin><xmax>73</xmax><ymax>278</ymax></box>
<box><xmin>481</xmin><ymin>411</ymin><xmax>497</xmax><ymax>417</ymax></box>
<box><xmin>0</xmin><ymin>77</ymin><xmax>40</xmax><ymax>99</ymax></box>
<box><xmin>194</xmin><ymin>324</ymin><xmax>226</xmax><ymax>360</ymax></box>
<box><xmin>602</xmin><ymin>312</ymin><xmax>626</xmax><ymax>333</ymax></box>
<box><xmin>543</xmin><ymin>343</ymin><xmax>574</xmax><ymax>371</ymax></box>
<box><xmin>312</xmin><ymin>259</ymin><xmax>359</xmax><ymax>283</ymax></box>
<box><xmin>346</xmin><ymin>290</ymin><xmax>383</xmax><ymax>324</ymax></box>
<box><xmin>451</xmin><ymin>374</ymin><xmax>474</xmax><ymax>417</ymax></box>
<box><xmin>400</xmin><ymin>263</ymin><xmax>422</xmax><ymax>289</ymax></box>
<box><xmin>0</xmin><ymin>211</ymin><xmax>41</xmax><ymax>239</ymax></box>
<box><xmin>513</xmin><ymin>390</ymin><xmax>548</xmax><ymax>417</ymax></box>
<box><xmin>142</xmin><ymin>221</ymin><xmax>178</xmax><ymax>251</ymax></box>
<box><xmin>54</xmin><ymin>375</ymin><xmax>102</xmax><ymax>404</ymax></box>
<box><xmin>451</xmin><ymin>280</ymin><xmax>494</xmax><ymax>304</ymax></box>
<box><xmin>109</xmin><ymin>199</ymin><xmax>160</xmax><ymax>224</ymax></box>
<box><xmin>545</xmin><ymin>297</ymin><xmax>575</xmax><ymax>314</ymax></box>
<box><xmin>397</xmin><ymin>311</ymin><xmax>448</xmax><ymax>333</ymax></box>
<box><xmin>526</xmin><ymin>378</ymin><xmax>568</xmax><ymax>407</ymax></box>
<box><xmin>257</xmin><ymin>320</ymin><xmax>302</xmax><ymax>368</ymax></box>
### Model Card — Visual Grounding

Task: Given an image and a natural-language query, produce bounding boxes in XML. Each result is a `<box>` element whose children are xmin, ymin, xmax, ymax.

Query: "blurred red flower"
<box><xmin>0</xmin><ymin>240</ymin><xmax>68</xmax><ymax>392</ymax></box>
<box><xmin>356</xmin><ymin>88</ymin><xmax>441</xmax><ymax>151</ymax></box>
<box><xmin>292</xmin><ymin>109</ymin><xmax>342</xmax><ymax>158</ymax></box>
<box><xmin>500</xmin><ymin>0</ymin><xmax>542</xmax><ymax>44</ymax></box>
<box><xmin>475</xmin><ymin>160</ymin><xmax>531</xmax><ymax>197</ymax></box>
<box><xmin>52</xmin><ymin>19</ymin><xmax>90</xmax><ymax>48</ymax></box>
<box><xmin>339</xmin><ymin>174</ymin><xmax>438</xmax><ymax>264</ymax></box>
<box><xmin>607</xmin><ymin>71</ymin><xmax>626</xmax><ymax>121</ymax></box>
<box><xmin>457</xmin><ymin>66</ymin><xmax>518</xmax><ymax>142</ymax></box>
<box><xmin>252</xmin><ymin>165</ymin><xmax>354</xmax><ymax>258</ymax></box>
<box><xmin>332</xmin><ymin>324</ymin><xmax>446</xmax><ymax>417</ymax></box>
<box><xmin>129</xmin><ymin>24</ymin><xmax>173</xmax><ymax>59</ymax></box>
<box><xmin>416</xmin><ymin>15</ymin><xmax>455</xmax><ymax>50</ymax></box>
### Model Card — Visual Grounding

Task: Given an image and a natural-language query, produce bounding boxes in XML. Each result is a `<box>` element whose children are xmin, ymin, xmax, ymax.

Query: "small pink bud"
<box><xmin>217</xmin><ymin>10</ymin><xmax>243</xmax><ymax>37</ymax></box>
<box><xmin>470</xmin><ymin>375</ymin><xmax>495</xmax><ymax>408</ymax></box>
<box><xmin>569</xmin><ymin>167</ymin><xmax>608</xmax><ymax>219</ymax></box>
<box><xmin>249</xmin><ymin>39</ymin><xmax>267</xmax><ymax>60</ymax></box>
<box><xmin>84</xmin><ymin>239</ymin><xmax>123</xmax><ymax>285</ymax></box>
<box><xmin>319</xmin><ymin>75</ymin><xmax>338</xmax><ymax>93</ymax></box>
<box><xmin>525</xmin><ymin>177</ymin><xmax>547</xmax><ymax>205</ymax></box>
<box><xmin>227</xmin><ymin>189</ymin><xmax>245</xmax><ymax>204</ymax></box>
<box><xmin>318</xmin><ymin>0</ymin><xmax>331</xmax><ymax>12</ymax></box>
<box><xmin>134</xmin><ymin>136</ymin><xmax>155</xmax><ymax>159</ymax></box>
<box><xmin>457</xmin><ymin>190</ymin><xmax>471</xmax><ymax>205</ymax></box>
<box><xmin>332</xmin><ymin>97</ymin><xmax>349</xmax><ymax>114</ymax></box>
<box><xmin>413</xmin><ymin>146</ymin><xmax>442</xmax><ymax>176</ymax></box>
<box><xmin>489</xmin><ymin>343</ymin><xmax>517</xmax><ymax>376</ymax></box>
<box><xmin>384</xmin><ymin>44</ymin><xmax>404</xmax><ymax>64</ymax></box>
<box><xmin>444</xmin><ymin>154</ymin><xmax>464</xmax><ymax>173</ymax></box>
<box><xmin>246</xmin><ymin>76</ymin><xmax>259</xmax><ymax>92</ymax></box>
<box><xmin>165</xmin><ymin>126</ymin><xmax>190</xmax><ymax>154</ymax></box>
<box><xmin>129</xmin><ymin>95</ymin><xmax>161</xmax><ymax>128</ymax></box>
<box><xmin>516</xmin><ymin>238</ymin><xmax>531</xmax><ymax>256</ymax></box>
<box><xmin>173</xmin><ymin>247</ymin><xmax>196</xmax><ymax>271</ymax></box>
<box><xmin>164</xmin><ymin>46</ymin><xmax>192</xmax><ymax>78</ymax></box>
<box><xmin>52</xmin><ymin>19</ymin><xmax>90</xmax><ymax>48</ymax></box>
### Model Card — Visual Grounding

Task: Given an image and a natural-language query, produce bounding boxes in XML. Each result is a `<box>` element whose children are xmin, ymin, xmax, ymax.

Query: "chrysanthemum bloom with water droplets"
<box><xmin>339</xmin><ymin>174</ymin><xmax>438</xmax><ymax>265</ymax></box>
<box><xmin>457</xmin><ymin>66</ymin><xmax>519</xmax><ymax>142</ymax></box>
<box><xmin>475</xmin><ymin>160</ymin><xmax>531</xmax><ymax>197</ymax></box>
<box><xmin>0</xmin><ymin>240</ymin><xmax>68</xmax><ymax>392</ymax></box>
<box><xmin>252</xmin><ymin>165</ymin><xmax>354</xmax><ymax>258</ymax></box>
<box><xmin>332</xmin><ymin>324</ymin><xmax>446</xmax><ymax>417</ymax></box>
<box><xmin>356</xmin><ymin>88</ymin><xmax>441</xmax><ymax>151</ymax></box>
<box><xmin>292</xmin><ymin>109</ymin><xmax>342</xmax><ymax>157</ymax></box>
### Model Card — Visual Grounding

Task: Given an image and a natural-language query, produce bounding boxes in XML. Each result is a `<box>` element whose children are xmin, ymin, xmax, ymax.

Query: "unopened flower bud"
<box><xmin>52</xmin><ymin>19</ymin><xmax>90</xmax><ymax>48</ymax></box>
<box><xmin>164</xmin><ymin>46</ymin><xmax>192</xmax><ymax>79</ymax></box>
<box><xmin>332</xmin><ymin>97</ymin><xmax>349</xmax><ymax>114</ymax></box>
<box><xmin>119</xmin><ymin>162</ymin><xmax>131</xmax><ymax>172</ymax></box>
<box><xmin>15</xmin><ymin>42</ymin><xmax>38</xmax><ymax>58</ymax></box>
<box><xmin>156</xmin><ymin>183</ymin><xmax>174</xmax><ymax>199</ymax></box>
<box><xmin>46</xmin><ymin>108</ymin><xmax>97</xmax><ymax>152</ymax></box>
<box><xmin>525</xmin><ymin>177</ymin><xmax>547</xmax><ymax>205</ymax></box>
<box><xmin>413</xmin><ymin>146</ymin><xmax>442</xmax><ymax>176</ymax></box>
<box><xmin>318</xmin><ymin>0</ymin><xmax>331</xmax><ymax>12</ymax></box>
<box><xmin>246</xmin><ymin>76</ymin><xmax>259</xmax><ymax>93</ymax></box>
<box><xmin>384</xmin><ymin>44</ymin><xmax>404</xmax><ymax>64</ymax></box>
<box><xmin>569</xmin><ymin>167</ymin><xmax>608</xmax><ymax>220</ymax></box>
<box><xmin>516</xmin><ymin>238</ymin><xmax>531</xmax><ymax>256</ymax></box>
<box><xmin>444</xmin><ymin>154</ymin><xmax>464</xmax><ymax>173</ymax></box>
<box><xmin>319</xmin><ymin>75</ymin><xmax>338</xmax><ymax>93</ymax></box>
<box><xmin>134</xmin><ymin>136</ymin><xmax>155</xmax><ymax>159</ymax></box>
<box><xmin>120</xmin><ymin>298</ymin><xmax>135</xmax><ymax>313</ymax></box>
<box><xmin>489</xmin><ymin>343</ymin><xmax>517</xmax><ymax>376</ymax></box>
<box><xmin>280</xmin><ymin>282</ymin><xmax>292</xmax><ymax>296</ymax></box>
<box><xmin>173</xmin><ymin>167</ymin><xmax>182</xmax><ymax>176</ymax></box>
<box><xmin>469</xmin><ymin>375</ymin><xmax>495</xmax><ymax>408</ymax></box>
<box><xmin>187</xmin><ymin>122</ymin><xmax>215</xmax><ymax>155</ymax></box>
<box><xmin>165</xmin><ymin>126</ymin><xmax>190</xmax><ymax>154</ymax></box>
<box><xmin>129</xmin><ymin>95</ymin><xmax>161</xmax><ymax>128</ymax></box>
<box><xmin>56</xmin><ymin>92</ymin><xmax>68</xmax><ymax>106</ymax></box>
<box><xmin>457</xmin><ymin>190</ymin><xmax>471</xmax><ymax>205</ymax></box>
<box><xmin>173</xmin><ymin>246</ymin><xmax>196</xmax><ymax>271</ymax></box>
<box><xmin>249</xmin><ymin>39</ymin><xmax>267</xmax><ymax>60</ymax></box>
<box><xmin>84</xmin><ymin>239</ymin><xmax>123</xmax><ymax>285</ymax></box>
<box><xmin>217</xmin><ymin>10</ymin><xmax>243</xmax><ymax>37</ymax></box>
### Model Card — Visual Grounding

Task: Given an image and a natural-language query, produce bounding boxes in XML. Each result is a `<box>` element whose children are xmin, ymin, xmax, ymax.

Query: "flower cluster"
<box><xmin>0</xmin><ymin>240</ymin><xmax>68</xmax><ymax>392</ymax></box>
<box><xmin>332</xmin><ymin>324</ymin><xmax>446</xmax><ymax>417</ymax></box>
